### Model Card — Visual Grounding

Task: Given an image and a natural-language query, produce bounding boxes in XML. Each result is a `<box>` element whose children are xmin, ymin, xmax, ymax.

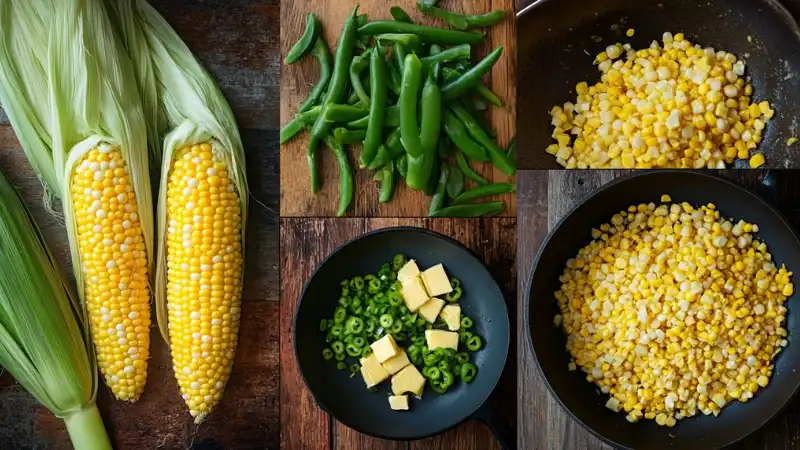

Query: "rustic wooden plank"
<box><xmin>517</xmin><ymin>169</ymin><xmax>800</xmax><ymax>450</ymax></box>
<box><xmin>281</xmin><ymin>218</ymin><xmax>515</xmax><ymax>450</ymax></box>
<box><xmin>149</xmin><ymin>0</ymin><xmax>280</xmax><ymax>131</ymax></box>
<box><xmin>280</xmin><ymin>0</ymin><xmax>516</xmax><ymax>217</ymax></box>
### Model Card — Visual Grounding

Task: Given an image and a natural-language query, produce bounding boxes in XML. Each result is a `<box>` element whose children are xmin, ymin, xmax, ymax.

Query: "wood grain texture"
<box><xmin>517</xmin><ymin>169</ymin><xmax>800</xmax><ymax>450</ymax></box>
<box><xmin>280</xmin><ymin>0</ymin><xmax>516</xmax><ymax>217</ymax></box>
<box><xmin>0</xmin><ymin>1</ymin><xmax>280</xmax><ymax>448</ymax></box>
<box><xmin>280</xmin><ymin>218</ymin><xmax>516</xmax><ymax>450</ymax></box>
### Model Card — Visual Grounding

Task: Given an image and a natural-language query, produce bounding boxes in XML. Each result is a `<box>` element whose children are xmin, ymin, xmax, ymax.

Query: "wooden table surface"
<box><xmin>280</xmin><ymin>0</ymin><xmax>516</xmax><ymax>217</ymax></box>
<box><xmin>517</xmin><ymin>169</ymin><xmax>800</xmax><ymax>450</ymax></box>
<box><xmin>0</xmin><ymin>1</ymin><xmax>281</xmax><ymax>449</ymax></box>
<box><xmin>280</xmin><ymin>218</ymin><xmax>517</xmax><ymax>449</ymax></box>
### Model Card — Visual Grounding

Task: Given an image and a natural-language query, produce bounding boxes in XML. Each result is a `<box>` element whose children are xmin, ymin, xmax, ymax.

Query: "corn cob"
<box><xmin>163</xmin><ymin>140</ymin><xmax>243</xmax><ymax>422</ymax></box>
<box><xmin>70</xmin><ymin>143</ymin><xmax>151</xmax><ymax>401</ymax></box>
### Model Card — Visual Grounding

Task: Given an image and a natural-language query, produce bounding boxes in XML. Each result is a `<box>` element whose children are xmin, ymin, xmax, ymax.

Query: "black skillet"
<box><xmin>525</xmin><ymin>171</ymin><xmax>800</xmax><ymax>449</ymax></box>
<box><xmin>293</xmin><ymin>227</ymin><xmax>513</xmax><ymax>448</ymax></box>
<box><xmin>516</xmin><ymin>0</ymin><xmax>800</xmax><ymax>169</ymax></box>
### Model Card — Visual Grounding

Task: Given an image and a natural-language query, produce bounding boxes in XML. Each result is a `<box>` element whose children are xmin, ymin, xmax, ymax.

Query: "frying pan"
<box><xmin>293</xmin><ymin>227</ymin><xmax>513</xmax><ymax>448</ymax></box>
<box><xmin>516</xmin><ymin>0</ymin><xmax>800</xmax><ymax>169</ymax></box>
<box><xmin>525</xmin><ymin>171</ymin><xmax>800</xmax><ymax>449</ymax></box>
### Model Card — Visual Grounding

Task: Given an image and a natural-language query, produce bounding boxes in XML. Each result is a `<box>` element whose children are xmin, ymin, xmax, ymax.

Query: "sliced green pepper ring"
<box><xmin>460</xmin><ymin>362</ymin><xmax>477</xmax><ymax>383</ymax></box>
<box><xmin>445</xmin><ymin>286</ymin><xmax>463</xmax><ymax>302</ymax></box>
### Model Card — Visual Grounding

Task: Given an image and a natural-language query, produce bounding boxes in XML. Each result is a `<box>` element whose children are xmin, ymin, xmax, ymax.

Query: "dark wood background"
<box><xmin>280</xmin><ymin>218</ymin><xmax>517</xmax><ymax>450</ymax></box>
<box><xmin>518</xmin><ymin>170</ymin><xmax>800</xmax><ymax>450</ymax></box>
<box><xmin>0</xmin><ymin>1</ymin><xmax>280</xmax><ymax>449</ymax></box>
<box><xmin>280</xmin><ymin>0</ymin><xmax>516</xmax><ymax>217</ymax></box>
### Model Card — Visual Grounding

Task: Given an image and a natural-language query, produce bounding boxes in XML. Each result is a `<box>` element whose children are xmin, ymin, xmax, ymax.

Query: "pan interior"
<box><xmin>295</xmin><ymin>228</ymin><xmax>510</xmax><ymax>440</ymax></box>
<box><xmin>517</xmin><ymin>0</ymin><xmax>800</xmax><ymax>169</ymax></box>
<box><xmin>527</xmin><ymin>172</ymin><xmax>800</xmax><ymax>449</ymax></box>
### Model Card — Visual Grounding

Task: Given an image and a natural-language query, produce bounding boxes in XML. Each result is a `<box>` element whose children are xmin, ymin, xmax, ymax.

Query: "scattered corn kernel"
<box><xmin>547</xmin><ymin>33</ymin><xmax>774</xmax><ymax>169</ymax></box>
<box><xmin>788</xmin><ymin>137</ymin><xmax>798</xmax><ymax>146</ymax></box>
<box><xmin>555</xmin><ymin>200</ymin><xmax>791</xmax><ymax>426</ymax></box>
<box><xmin>660</xmin><ymin>194</ymin><xmax>671</xmax><ymax>202</ymax></box>
<box><xmin>626</xmin><ymin>28</ymin><xmax>635</xmax><ymax>37</ymax></box>
<box><xmin>749</xmin><ymin>153</ymin><xmax>765</xmax><ymax>168</ymax></box>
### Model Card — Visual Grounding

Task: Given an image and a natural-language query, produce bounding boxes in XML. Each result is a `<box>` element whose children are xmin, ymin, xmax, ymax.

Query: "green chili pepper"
<box><xmin>333</xmin><ymin>307</ymin><xmax>347</xmax><ymax>324</ymax></box>
<box><xmin>456</xmin><ymin>352</ymin><xmax>470</xmax><ymax>364</ymax></box>
<box><xmin>348</xmin><ymin>105</ymin><xmax>400</xmax><ymax>129</ymax></box>
<box><xmin>346</xmin><ymin>316</ymin><xmax>364</xmax><ymax>334</ymax></box>
<box><xmin>379</xmin><ymin>314</ymin><xmax>394</xmax><ymax>328</ymax></box>
<box><xmin>350</xmin><ymin>277</ymin><xmax>365</xmax><ymax>291</ymax></box>
<box><xmin>426</xmin><ymin>366</ymin><xmax>442</xmax><ymax>380</ymax></box>
<box><xmin>368</xmin><ymin>278</ymin><xmax>382</xmax><ymax>293</ymax></box>
<box><xmin>442</xmin><ymin>46</ymin><xmax>503</xmax><ymax>100</ymax></box>
<box><xmin>376</xmin><ymin>33</ymin><xmax>421</xmax><ymax>47</ymax></box>
<box><xmin>438</xmin><ymin>359</ymin><xmax>451</xmax><ymax>372</ymax></box>
<box><xmin>333</xmin><ymin>127</ymin><xmax>367</xmax><ymax>144</ymax></box>
<box><xmin>429</xmin><ymin>202</ymin><xmax>504</xmax><ymax>218</ymax></box>
<box><xmin>319</xmin><ymin>318</ymin><xmax>328</xmax><ymax>332</ymax></box>
<box><xmin>353</xmin><ymin>337</ymin><xmax>366</xmax><ymax>348</ymax></box>
<box><xmin>446</xmin><ymin>165</ymin><xmax>465</xmax><ymax>199</ymax></box>
<box><xmin>443</xmin><ymin>111</ymin><xmax>489</xmax><ymax>162</ymax></box>
<box><xmin>386</xmin><ymin>62</ymin><xmax>403</xmax><ymax>95</ymax></box>
<box><xmin>403</xmin><ymin>57</ymin><xmax>437</xmax><ymax>190</ymax></box>
<box><xmin>450</xmin><ymin>103</ymin><xmax>515</xmax><ymax>174</ymax></box>
<box><xmin>399</xmin><ymin>54</ymin><xmax>424</xmax><ymax>163</ymax></box>
<box><xmin>358</xmin><ymin>21</ymin><xmax>484</xmax><ymax>45</ymax></box>
<box><xmin>391</xmin><ymin>321</ymin><xmax>403</xmax><ymax>334</ymax></box>
<box><xmin>390</xmin><ymin>6</ymin><xmax>414</xmax><ymax>23</ymax></box>
<box><xmin>367</xmin><ymin>129</ymin><xmax>404</xmax><ymax>169</ymax></box>
<box><xmin>424</xmin><ymin>351</ymin><xmax>442</xmax><ymax>366</ymax></box>
<box><xmin>440</xmin><ymin>369</ymin><xmax>455</xmax><ymax>388</ymax></box>
<box><xmin>285</xmin><ymin>13</ymin><xmax>321</xmax><ymax>64</ymax></box>
<box><xmin>453</xmin><ymin>182</ymin><xmax>516</xmax><ymax>204</ymax></box>
<box><xmin>378</xmin><ymin>161</ymin><xmax>397</xmax><ymax>203</ymax></box>
<box><xmin>346</xmin><ymin>343</ymin><xmax>361</xmax><ymax>356</ymax></box>
<box><xmin>460</xmin><ymin>363</ymin><xmax>478</xmax><ymax>382</ymax></box>
<box><xmin>393</xmin><ymin>254</ymin><xmax>408</xmax><ymax>269</ymax></box>
<box><xmin>331</xmin><ymin>341</ymin><xmax>345</xmax><ymax>354</ymax></box>
<box><xmin>322</xmin><ymin>135</ymin><xmax>354</xmax><ymax>217</ymax></box>
<box><xmin>336</xmin><ymin>361</ymin><xmax>347</xmax><ymax>370</ymax></box>
<box><xmin>455</xmin><ymin>152</ymin><xmax>488</xmax><ymax>185</ymax></box>
<box><xmin>349</xmin><ymin>51</ymin><xmax>371</xmax><ymax>106</ymax></box>
<box><xmin>476</xmin><ymin>83</ymin><xmax>503</xmax><ymax>107</ymax></box>
<box><xmin>361</xmin><ymin>46</ymin><xmax>388</xmax><ymax>168</ymax></box>
<box><xmin>420</xmin><ymin>44</ymin><xmax>471</xmax><ymax>68</ymax></box>
<box><xmin>323</xmin><ymin>104</ymin><xmax>369</xmax><ymax>123</ymax></box>
<box><xmin>361</xmin><ymin>346</ymin><xmax>372</xmax><ymax>357</ymax></box>
<box><xmin>308</xmin><ymin>6</ymin><xmax>359</xmax><ymax>192</ymax></box>
<box><xmin>417</xmin><ymin>4</ymin><xmax>506</xmax><ymax>30</ymax></box>
<box><xmin>428</xmin><ymin>165</ymin><xmax>449</xmax><ymax>216</ymax></box>
<box><xmin>466</xmin><ymin>335</ymin><xmax>482</xmax><ymax>351</ymax></box>
<box><xmin>299</xmin><ymin>38</ymin><xmax>333</xmax><ymax>113</ymax></box>
<box><xmin>446</xmin><ymin>286</ymin><xmax>463</xmax><ymax>302</ymax></box>
<box><xmin>322</xmin><ymin>348</ymin><xmax>334</xmax><ymax>361</ymax></box>
<box><xmin>461</xmin><ymin>317</ymin><xmax>474</xmax><ymax>329</ymax></box>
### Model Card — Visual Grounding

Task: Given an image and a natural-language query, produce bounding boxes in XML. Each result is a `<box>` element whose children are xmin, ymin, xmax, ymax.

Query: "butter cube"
<box><xmin>418</xmin><ymin>297</ymin><xmax>445</xmax><ymax>323</ymax></box>
<box><xmin>425</xmin><ymin>329</ymin><xmax>459</xmax><ymax>351</ymax></box>
<box><xmin>401</xmin><ymin>276</ymin><xmax>430</xmax><ymax>312</ymax></box>
<box><xmin>421</xmin><ymin>264</ymin><xmax>453</xmax><ymax>297</ymax></box>
<box><xmin>391</xmin><ymin>364</ymin><xmax>426</xmax><ymax>397</ymax></box>
<box><xmin>370</xmin><ymin>334</ymin><xmax>400</xmax><ymax>363</ymax></box>
<box><xmin>381</xmin><ymin>349</ymin><xmax>411</xmax><ymax>375</ymax></box>
<box><xmin>441</xmin><ymin>304</ymin><xmax>461</xmax><ymax>331</ymax></box>
<box><xmin>389</xmin><ymin>395</ymin><xmax>409</xmax><ymax>411</ymax></box>
<box><xmin>360</xmin><ymin>353</ymin><xmax>389</xmax><ymax>388</ymax></box>
<box><xmin>397</xmin><ymin>260</ymin><xmax>421</xmax><ymax>283</ymax></box>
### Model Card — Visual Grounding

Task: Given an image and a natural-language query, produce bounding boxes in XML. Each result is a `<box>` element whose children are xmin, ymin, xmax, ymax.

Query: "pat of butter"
<box><xmin>397</xmin><ymin>260</ymin><xmax>421</xmax><ymax>283</ymax></box>
<box><xmin>391</xmin><ymin>364</ymin><xmax>426</xmax><ymax>397</ymax></box>
<box><xmin>425</xmin><ymin>329</ymin><xmax>459</xmax><ymax>351</ymax></box>
<box><xmin>440</xmin><ymin>304</ymin><xmax>461</xmax><ymax>331</ymax></box>
<box><xmin>389</xmin><ymin>395</ymin><xmax>409</xmax><ymax>410</ymax></box>
<box><xmin>421</xmin><ymin>264</ymin><xmax>453</xmax><ymax>297</ymax></box>
<box><xmin>360</xmin><ymin>353</ymin><xmax>389</xmax><ymax>388</ymax></box>
<box><xmin>381</xmin><ymin>349</ymin><xmax>411</xmax><ymax>375</ymax></box>
<box><xmin>418</xmin><ymin>297</ymin><xmax>445</xmax><ymax>323</ymax></box>
<box><xmin>370</xmin><ymin>334</ymin><xmax>400</xmax><ymax>363</ymax></box>
<box><xmin>401</xmin><ymin>276</ymin><xmax>430</xmax><ymax>312</ymax></box>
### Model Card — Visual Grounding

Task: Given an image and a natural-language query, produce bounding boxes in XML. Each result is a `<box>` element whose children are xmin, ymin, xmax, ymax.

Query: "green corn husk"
<box><xmin>0</xmin><ymin>167</ymin><xmax>111</xmax><ymax>450</ymax></box>
<box><xmin>112</xmin><ymin>0</ymin><xmax>248</xmax><ymax>424</ymax></box>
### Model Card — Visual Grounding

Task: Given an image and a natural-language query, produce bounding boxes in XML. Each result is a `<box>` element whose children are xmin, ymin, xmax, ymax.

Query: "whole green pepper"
<box><xmin>308</xmin><ymin>5</ymin><xmax>359</xmax><ymax>192</ymax></box>
<box><xmin>429</xmin><ymin>202</ymin><xmax>504</xmax><ymax>218</ymax></box>
<box><xmin>284</xmin><ymin>13</ymin><xmax>321</xmax><ymax>64</ymax></box>
<box><xmin>450</xmin><ymin>102</ymin><xmax>515</xmax><ymax>175</ymax></box>
<box><xmin>428</xmin><ymin>165</ymin><xmax>449</xmax><ymax>216</ymax></box>
<box><xmin>455</xmin><ymin>152</ymin><xmax>488</xmax><ymax>185</ymax></box>
<box><xmin>443</xmin><ymin>111</ymin><xmax>489</xmax><ymax>162</ymax></box>
<box><xmin>361</xmin><ymin>46</ymin><xmax>388</xmax><ymax>168</ymax></box>
<box><xmin>298</xmin><ymin>39</ymin><xmax>332</xmax><ymax>113</ymax></box>
<box><xmin>442</xmin><ymin>46</ymin><xmax>504</xmax><ymax>101</ymax></box>
<box><xmin>390</xmin><ymin>6</ymin><xmax>414</xmax><ymax>23</ymax></box>
<box><xmin>349</xmin><ymin>50</ymin><xmax>372</xmax><ymax>106</ymax></box>
<box><xmin>416</xmin><ymin>4</ymin><xmax>506</xmax><ymax>30</ymax></box>
<box><xmin>452</xmin><ymin>182</ymin><xmax>516</xmax><ymax>204</ymax></box>
<box><xmin>323</xmin><ymin>135</ymin><xmax>354</xmax><ymax>216</ymax></box>
<box><xmin>358</xmin><ymin>21</ymin><xmax>484</xmax><ymax>45</ymax></box>
<box><xmin>333</xmin><ymin>127</ymin><xmax>367</xmax><ymax>145</ymax></box>
<box><xmin>408</xmin><ymin>64</ymin><xmax>441</xmax><ymax>190</ymax></box>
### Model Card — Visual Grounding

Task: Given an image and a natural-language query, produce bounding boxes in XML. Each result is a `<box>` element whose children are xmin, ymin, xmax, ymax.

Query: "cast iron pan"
<box><xmin>516</xmin><ymin>0</ymin><xmax>800</xmax><ymax>169</ymax></box>
<box><xmin>294</xmin><ymin>227</ymin><xmax>513</xmax><ymax>448</ymax></box>
<box><xmin>525</xmin><ymin>171</ymin><xmax>800</xmax><ymax>449</ymax></box>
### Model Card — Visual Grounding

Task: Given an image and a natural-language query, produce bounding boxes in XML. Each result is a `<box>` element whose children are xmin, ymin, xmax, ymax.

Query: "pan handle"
<box><xmin>756</xmin><ymin>170</ymin><xmax>779</xmax><ymax>206</ymax></box>
<box><xmin>471</xmin><ymin>401</ymin><xmax>515</xmax><ymax>450</ymax></box>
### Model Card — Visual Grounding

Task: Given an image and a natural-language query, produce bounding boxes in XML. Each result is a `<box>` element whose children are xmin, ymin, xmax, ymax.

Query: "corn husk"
<box><xmin>113</xmin><ymin>0</ymin><xmax>247</xmax><ymax>423</ymax></box>
<box><xmin>0</xmin><ymin>166</ymin><xmax>111</xmax><ymax>450</ymax></box>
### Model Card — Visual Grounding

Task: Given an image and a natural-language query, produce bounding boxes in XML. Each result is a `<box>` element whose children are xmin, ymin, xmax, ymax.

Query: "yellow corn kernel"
<box><xmin>626</xmin><ymin>28</ymin><xmax>635</xmax><ymax>37</ymax></box>
<box><xmin>166</xmin><ymin>143</ymin><xmax>243</xmax><ymax>423</ymax></box>
<box><xmin>71</xmin><ymin>146</ymin><xmax>151</xmax><ymax>401</ymax></box>
<box><xmin>749</xmin><ymin>153</ymin><xmax>765</xmax><ymax>168</ymax></box>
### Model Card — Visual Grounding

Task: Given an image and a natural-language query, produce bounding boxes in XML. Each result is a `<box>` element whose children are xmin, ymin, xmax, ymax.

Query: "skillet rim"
<box><xmin>292</xmin><ymin>225</ymin><xmax>511</xmax><ymax>441</ymax></box>
<box><xmin>524</xmin><ymin>170</ymin><xmax>800</xmax><ymax>450</ymax></box>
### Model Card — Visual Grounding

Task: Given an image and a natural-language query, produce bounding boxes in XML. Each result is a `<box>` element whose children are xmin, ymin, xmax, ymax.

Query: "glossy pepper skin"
<box><xmin>308</xmin><ymin>5</ymin><xmax>359</xmax><ymax>192</ymax></box>
<box><xmin>361</xmin><ymin>45</ymin><xmax>388</xmax><ymax>168</ymax></box>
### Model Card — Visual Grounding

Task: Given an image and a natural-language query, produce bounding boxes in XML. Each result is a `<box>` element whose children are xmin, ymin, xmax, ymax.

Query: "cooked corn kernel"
<box><xmin>547</xmin><ymin>33</ymin><xmax>774</xmax><ymax>169</ymax></box>
<box><xmin>555</xmin><ymin>200</ymin><xmax>790</xmax><ymax>426</ymax></box>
